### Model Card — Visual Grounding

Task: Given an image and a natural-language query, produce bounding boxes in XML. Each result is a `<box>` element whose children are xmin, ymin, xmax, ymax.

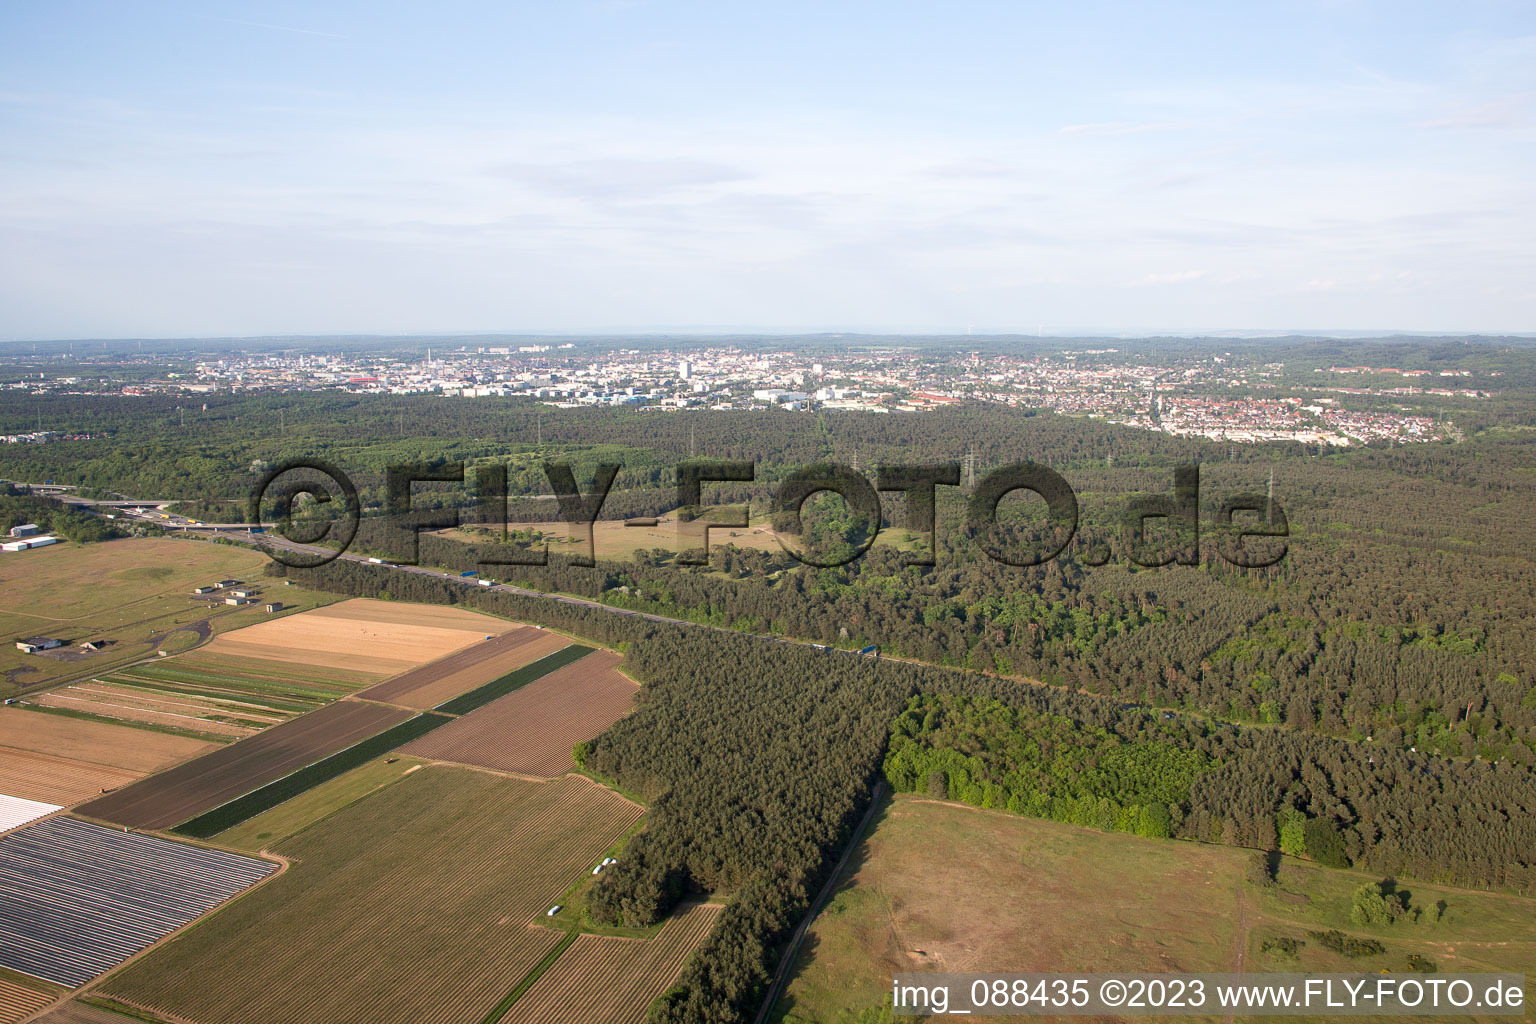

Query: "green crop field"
<box><xmin>213</xmin><ymin>755</ymin><xmax>430</xmax><ymax>851</ymax></box>
<box><xmin>773</xmin><ymin>795</ymin><xmax>1536</xmax><ymax>1024</ymax></box>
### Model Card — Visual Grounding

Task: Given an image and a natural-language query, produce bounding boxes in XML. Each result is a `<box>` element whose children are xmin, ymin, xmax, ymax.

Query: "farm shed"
<box><xmin>15</xmin><ymin>637</ymin><xmax>63</xmax><ymax>653</ymax></box>
<box><xmin>1</xmin><ymin>536</ymin><xmax>58</xmax><ymax>552</ymax></box>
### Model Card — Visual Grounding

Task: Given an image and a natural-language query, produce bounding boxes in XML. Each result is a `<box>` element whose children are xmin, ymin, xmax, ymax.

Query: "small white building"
<box><xmin>1</xmin><ymin>536</ymin><xmax>59</xmax><ymax>552</ymax></box>
<box><xmin>8</xmin><ymin>523</ymin><xmax>40</xmax><ymax>537</ymax></box>
<box><xmin>225</xmin><ymin>596</ymin><xmax>251</xmax><ymax>606</ymax></box>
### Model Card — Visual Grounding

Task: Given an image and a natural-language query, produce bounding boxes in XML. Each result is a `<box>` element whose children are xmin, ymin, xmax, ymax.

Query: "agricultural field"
<box><xmin>28</xmin><ymin>1003</ymin><xmax>137</xmax><ymax>1024</ymax></box>
<box><xmin>0</xmin><ymin>817</ymin><xmax>276</xmax><ymax>987</ymax></box>
<box><xmin>212</xmin><ymin>755</ymin><xmax>429</xmax><ymax>852</ymax></box>
<box><xmin>0</xmin><ymin>538</ymin><xmax>337</xmax><ymax>692</ymax></box>
<box><xmin>402</xmin><ymin>649</ymin><xmax>638</xmax><ymax>777</ymax></box>
<box><xmin>26</xmin><ymin>678</ymin><xmax>288</xmax><ymax>738</ymax></box>
<box><xmin>774</xmin><ymin>796</ymin><xmax>1536</xmax><ymax>1024</ymax></box>
<box><xmin>74</xmin><ymin>699</ymin><xmax>414</xmax><ymax>829</ymax></box>
<box><xmin>499</xmin><ymin>901</ymin><xmax>722</xmax><ymax>1024</ymax></box>
<box><xmin>0</xmin><ymin>794</ymin><xmax>59</xmax><ymax>834</ymax></box>
<box><xmin>102</xmin><ymin>767</ymin><xmax>645</xmax><ymax>1024</ymax></box>
<box><xmin>0</xmin><ymin>706</ymin><xmax>216</xmax><ymax>806</ymax></box>
<box><xmin>195</xmin><ymin>597</ymin><xmax>516</xmax><ymax>677</ymax></box>
<box><xmin>357</xmin><ymin>625</ymin><xmax>571</xmax><ymax>709</ymax></box>
<box><xmin>0</xmin><ymin>977</ymin><xmax>54</xmax><ymax>1024</ymax></box>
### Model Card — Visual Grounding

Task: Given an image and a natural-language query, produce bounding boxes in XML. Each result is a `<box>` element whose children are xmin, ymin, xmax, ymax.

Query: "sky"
<box><xmin>1</xmin><ymin>1</ymin><xmax>1534</xmax><ymax>339</ymax></box>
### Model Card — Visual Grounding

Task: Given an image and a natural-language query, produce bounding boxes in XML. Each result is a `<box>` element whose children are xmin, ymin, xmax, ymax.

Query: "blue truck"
<box><xmin>857</xmin><ymin>644</ymin><xmax>879</xmax><ymax>657</ymax></box>
<box><xmin>460</xmin><ymin>570</ymin><xmax>477</xmax><ymax>578</ymax></box>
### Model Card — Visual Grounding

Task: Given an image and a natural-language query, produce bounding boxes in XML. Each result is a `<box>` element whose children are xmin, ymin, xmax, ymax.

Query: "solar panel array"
<box><xmin>0</xmin><ymin>817</ymin><xmax>277</xmax><ymax>986</ymax></box>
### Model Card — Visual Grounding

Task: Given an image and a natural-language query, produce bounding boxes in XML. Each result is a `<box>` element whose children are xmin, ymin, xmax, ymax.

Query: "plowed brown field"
<box><xmin>400</xmin><ymin>650</ymin><xmax>638</xmax><ymax>777</ymax></box>
<box><xmin>196</xmin><ymin>598</ymin><xmax>515</xmax><ymax>677</ymax></box>
<box><xmin>102</xmin><ymin>769</ymin><xmax>645</xmax><ymax>1024</ymax></box>
<box><xmin>0</xmin><ymin>747</ymin><xmax>140</xmax><ymax>806</ymax></box>
<box><xmin>357</xmin><ymin>627</ymin><xmax>571</xmax><ymax>709</ymax></box>
<box><xmin>499</xmin><ymin>902</ymin><xmax>722</xmax><ymax>1024</ymax></box>
<box><xmin>0</xmin><ymin>707</ymin><xmax>217</xmax><ymax>806</ymax></box>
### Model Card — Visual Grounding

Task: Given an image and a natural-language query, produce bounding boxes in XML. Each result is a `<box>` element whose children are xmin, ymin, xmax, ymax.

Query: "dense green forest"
<box><xmin>0</xmin><ymin>486</ymin><xmax>132</xmax><ymax>543</ymax></box>
<box><xmin>8</xmin><ymin>382</ymin><xmax>1536</xmax><ymax>762</ymax></box>
<box><xmin>280</xmin><ymin>554</ymin><xmax>1536</xmax><ymax>1024</ymax></box>
<box><xmin>883</xmin><ymin>694</ymin><xmax>1212</xmax><ymax>837</ymax></box>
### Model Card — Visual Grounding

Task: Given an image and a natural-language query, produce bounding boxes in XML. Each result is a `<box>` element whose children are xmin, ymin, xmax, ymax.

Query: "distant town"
<box><xmin>3</xmin><ymin>344</ymin><xmax>1483</xmax><ymax>447</ymax></box>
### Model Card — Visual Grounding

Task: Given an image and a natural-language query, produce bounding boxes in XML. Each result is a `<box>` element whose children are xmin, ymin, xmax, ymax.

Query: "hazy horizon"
<box><xmin>3</xmin><ymin>1</ymin><xmax>1533</xmax><ymax>338</ymax></box>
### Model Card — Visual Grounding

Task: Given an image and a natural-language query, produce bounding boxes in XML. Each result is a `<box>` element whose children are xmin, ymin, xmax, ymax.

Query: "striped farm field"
<box><xmin>499</xmin><ymin>902</ymin><xmax>722</xmax><ymax>1024</ymax></box>
<box><xmin>102</xmin><ymin>767</ymin><xmax>645</xmax><ymax>1024</ymax></box>
<box><xmin>75</xmin><ymin>700</ymin><xmax>413</xmax><ymax>830</ymax></box>
<box><xmin>196</xmin><ymin>598</ymin><xmax>517</xmax><ymax>677</ymax></box>
<box><xmin>0</xmin><ymin>707</ymin><xmax>217</xmax><ymax>807</ymax></box>
<box><xmin>357</xmin><ymin>626</ymin><xmax>572</xmax><ymax>709</ymax></box>
<box><xmin>402</xmin><ymin>650</ymin><xmax>638</xmax><ymax>778</ymax></box>
<box><xmin>0</xmin><ymin>978</ymin><xmax>54</xmax><ymax>1024</ymax></box>
<box><xmin>165</xmin><ymin>650</ymin><xmax>379</xmax><ymax>692</ymax></box>
<box><xmin>26</xmin><ymin>1001</ymin><xmax>138</xmax><ymax>1024</ymax></box>
<box><xmin>0</xmin><ymin>818</ymin><xmax>277</xmax><ymax>987</ymax></box>
<box><xmin>0</xmin><ymin>794</ymin><xmax>60</xmax><ymax>835</ymax></box>
<box><xmin>30</xmin><ymin>681</ymin><xmax>287</xmax><ymax>738</ymax></box>
<box><xmin>0</xmin><ymin>748</ymin><xmax>138</xmax><ymax>809</ymax></box>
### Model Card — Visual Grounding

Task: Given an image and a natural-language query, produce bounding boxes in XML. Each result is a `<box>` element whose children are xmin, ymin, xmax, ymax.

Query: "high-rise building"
<box><xmin>678</xmin><ymin>360</ymin><xmax>693</xmax><ymax>379</ymax></box>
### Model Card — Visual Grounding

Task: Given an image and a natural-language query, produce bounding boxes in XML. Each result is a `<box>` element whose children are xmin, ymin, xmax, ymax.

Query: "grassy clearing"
<box><xmin>773</xmin><ymin>795</ymin><xmax>1536</xmax><ymax>1024</ymax></box>
<box><xmin>442</xmin><ymin>513</ymin><xmax>924</xmax><ymax>564</ymax></box>
<box><xmin>0</xmin><ymin>539</ymin><xmax>343</xmax><ymax>691</ymax></box>
<box><xmin>212</xmin><ymin>755</ymin><xmax>429</xmax><ymax>851</ymax></box>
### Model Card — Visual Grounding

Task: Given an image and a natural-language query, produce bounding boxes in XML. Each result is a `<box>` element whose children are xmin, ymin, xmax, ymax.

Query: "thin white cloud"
<box><xmin>204</xmin><ymin>17</ymin><xmax>348</xmax><ymax>40</ymax></box>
